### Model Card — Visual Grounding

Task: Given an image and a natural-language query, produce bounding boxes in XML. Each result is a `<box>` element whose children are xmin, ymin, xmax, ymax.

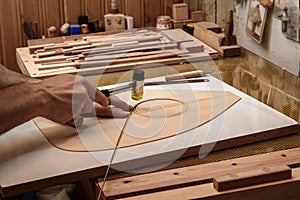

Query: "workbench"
<box><xmin>0</xmin><ymin>72</ymin><xmax>298</xmax><ymax>199</ymax></box>
<box><xmin>3</xmin><ymin>27</ymin><xmax>300</xmax><ymax>199</ymax></box>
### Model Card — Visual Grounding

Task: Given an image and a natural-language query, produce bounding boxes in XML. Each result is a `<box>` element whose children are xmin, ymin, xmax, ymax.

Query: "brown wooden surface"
<box><xmin>17</xmin><ymin>29</ymin><xmax>218</xmax><ymax>78</ymax></box>
<box><xmin>0</xmin><ymin>0</ymin><xmax>236</xmax><ymax>72</ymax></box>
<box><xmin>194</xmin><ymin>22</ymin><xmax>241</xmax><ymax>57</ymax></box>
<box><xmin>97</xmin><ymin>147</ymin><xmax>300</xmax><ymax>199</ymax></box>
<box><xmin>121</xmin><ymin>168</ymin><xmax>300</xmax><ymax>200</ymax></box>
<box><xmin>34</xmin><ymin>90</ymin><xmax>240</xmax><ymax>152</ymax></box>
<box><xmin>213</xmin><ymin>165</ymin><xmax>292</xmax><ymax>191</ymax></box>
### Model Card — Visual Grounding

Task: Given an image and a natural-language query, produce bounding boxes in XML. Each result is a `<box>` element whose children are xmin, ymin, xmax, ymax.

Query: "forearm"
<box><xmin>0</xmin><ymin>82</ymin><xmax>46</xmax><ymax>134</ymax></box>
<box><xmin>0</xmin><ymin>64</ymin><xmax>39</xmax><ymax>89</ymax></box>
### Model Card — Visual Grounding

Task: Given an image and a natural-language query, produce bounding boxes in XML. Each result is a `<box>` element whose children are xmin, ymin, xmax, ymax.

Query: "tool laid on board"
<box><xmin>101</xmin><ymin>70</ymin><xmax>207</xmax><ymax>97</ymax></box>
<box><xmin>97</xmin><ymin>70</ymin><xmax>207</xmax><ymax>200</ymax></box>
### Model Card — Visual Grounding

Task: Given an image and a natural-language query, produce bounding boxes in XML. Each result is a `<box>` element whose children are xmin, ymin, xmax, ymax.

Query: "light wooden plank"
<box><xmin>124</xmin><ymin>0</ymin><xmax>144</xmax><ymax>28</ymax></box>
<box><xmin>64</xmin><ymin>0</ymin><xmax>82</xmax><ymax>24</ymax></box>
<box><xmin>84</xmin><ymin>0</ymin><xmax>102</xmax><ymax>21</ymax></box>
<box><xmin>145</xmin><ymin>0</ymin><xmax>163</xmax><ymax>27</ymax></box>
<box><xmin>213</xmin><ymin>165</ymin><xmax>292</xmax><ymax>191</ymax></box>
<box><xmin>119</xmin><ymin>168</ymin><xmax>300</xmax><ymax>200</ymax></box>
<box><xmin>97</xmin><ymin>147</ymin><xmax>300</xmax><ymax>199</ymax></box>
<box><xmin>43</xmin><ymin>0</ymin><xmax>63</xmax><ymax>37</ymax></box>
<box><xmin>0</xmin><ymin>0</ymin><xmax>22</xmax><ymax>71</ymax></box>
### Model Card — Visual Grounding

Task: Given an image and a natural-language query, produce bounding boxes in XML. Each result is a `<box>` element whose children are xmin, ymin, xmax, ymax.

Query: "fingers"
<box><xmin>78</xmin><ymin>76</ymin><xmax>108</xmax><ymax>107</ymax></box>
<box><xmin>109</xmin><ymin>95</ymin><xmax>134</xmax><ymax>112</ymax></box>
<box><xmin>94</xmin><ymin>102</ymin><xmax>131</xmax><ymax>118</ymax></box>
<box><xmin>95</xmin><ymin>89</ymin><xmax>109</xmax><ymax>107</ymax></box>
<box><xmin>67</xmin><ymin>116</ymin><xmax>84</xmax><ymax>127</ymax></box>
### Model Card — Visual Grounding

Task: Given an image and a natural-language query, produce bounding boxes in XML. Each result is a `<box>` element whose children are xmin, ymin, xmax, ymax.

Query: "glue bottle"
<box><xmin>132</xmin><ymin>69</ymin><xmax>145</xmax><ymax>100</ymax></box>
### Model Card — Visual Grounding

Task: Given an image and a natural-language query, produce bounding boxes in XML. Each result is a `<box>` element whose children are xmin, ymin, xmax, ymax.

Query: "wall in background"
<box><xmin>235</xmin><ymin>0</ymin><xmax>300</xmax><ymax>77</ymax></box>
<box><xmin>0</xmin><ymin>0</ymin><xmax>234</xmax><ymax>72</ymax></box>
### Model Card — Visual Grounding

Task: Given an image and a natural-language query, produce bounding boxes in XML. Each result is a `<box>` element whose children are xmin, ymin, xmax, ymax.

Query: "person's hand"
<box><xmin>38</xmin><ymin>74</ymin><xmax>132</xmax><ymax>126</ymax></box>
<box><xmin>94</xmin><ymin>95</ymin><xmax>134</xmax><ymax>118</ymax></box>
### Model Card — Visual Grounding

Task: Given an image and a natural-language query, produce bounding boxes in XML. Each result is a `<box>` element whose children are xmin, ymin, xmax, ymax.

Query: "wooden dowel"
<box><xmin>34</xmin><ymin>55</ymin><xmax>78</xmax><ymax>64</ymax></box>
<box><xmin>28</xmin><ymin>43</ymin><xmax>55</xmax><ymax>54</ymax></box>
<box><xmin>38</xmin><ymin>62</ymin><xmax>75</xmax><ymax>70</ymax></box>
<box><xmin>81</xmin><ymin>42</ymin><xmax>177</xmax><ymax>56</ymax></box>
<box><xmin>76</xmin><ymin>52</ymin><xmax>179</xmax><ymax>68</ymax></box>
<box><xmin>36</xmin><ymin>49</ymin><xmax>64</xmax><ymax>58</ymax></box>
<box><xmin>43</xmin><ymin>41</ymin><xmax>91</xmax><ymax>51</ymax></box>
<box><xmin>165</xmin><ymin>70</ymin><xmax>206</xmax><ymax>81</ymax></box>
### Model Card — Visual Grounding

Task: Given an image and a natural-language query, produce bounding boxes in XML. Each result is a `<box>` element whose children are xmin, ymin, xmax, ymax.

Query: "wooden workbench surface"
<box><xmin>0</xmin><ymin>75</ymin><xmax>298</xmax><ymax>197</ymax></box>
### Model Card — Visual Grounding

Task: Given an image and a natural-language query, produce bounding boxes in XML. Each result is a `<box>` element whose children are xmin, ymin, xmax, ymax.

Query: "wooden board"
<box><xmin>194</xmin><ymin>22</ymin><xmax>241</xmax><ymax>57</ymax></box>
<box><xmin>0</xmin><ymin>76</ymin><xmax>298</xmax><ymax>197</ymax></box>
<box><xmin>97</xmin><ymin>148</ymin><xmax>300</xmax><ymax>199</ymax></box>
<box><xmin>34</xmin><ymin>89</ymin><xmax>240</xmax><ymax>152</ymax></box>
<box><xmin>113</xmin><ymin>166</ymin><xmax>300</xmax><ymax>200</ymax></box>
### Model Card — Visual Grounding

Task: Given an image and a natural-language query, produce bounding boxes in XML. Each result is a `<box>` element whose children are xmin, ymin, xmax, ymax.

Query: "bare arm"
<box><xmin>0</xmin><ymin>64</ymin><xmax>39</xmax><ymax>89</ymax></box>
<box><xmin>0</xmin><ymin>81</ymin><xmax>45</xmax><ymax>133</ymax></box>
<box><xmin>0</xmin><ymin>74</ymin><xmax>132</xmax><ymax>135</ymax></box>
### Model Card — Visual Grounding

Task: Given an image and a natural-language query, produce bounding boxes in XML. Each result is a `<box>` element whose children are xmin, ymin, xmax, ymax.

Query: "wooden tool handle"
<box><xmin>165</xmin><ymin>70</ymin><xmax>205</xmax><ymax>81</ymax></box>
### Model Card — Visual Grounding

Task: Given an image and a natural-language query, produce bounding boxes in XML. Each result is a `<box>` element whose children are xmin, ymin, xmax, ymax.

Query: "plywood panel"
<box><xmin>20</xmin><ymin>0</ymin><xmax>39</xmax><ymax>44</ymax></box>
<box><xmin>0</xmin><ymin>0</ymin><xmax>22</xmax><ymax>71</ymax></box>
<box><xmin>84</xmin><ymin>0</ymin><xmax>102</xmax><ymax>21</ymax></box>
<box><xmin>64</xmin><ymin>0</ymin><xmax>82</xmax><ymax>24</ymax></box>
<box><xmin>34</xmin><ymin>90</ymin><xmax>240</xmax><ymax>152</ymax></box>
<box><xmin>184</xmin><ymin>0</ymin><xmax>202</xmax><ymax>12</ymax></box>
<box><xmin>145</xmin><ymin>0</ymin><xmax>163</xmax><ymax>27</ymax></box>
<box><xmin>164</xmin><ymin>0</ymin><xmax>182</xmax><ymax>17</ymax></box>
<box><xmin>124</xmin><ymin>0</ymin><xmax>144</xmax><ymax>27</ymax></box>
<box><xmin>42</xmin><ymin>0</ymin><xmax>63</xmax><ymax>36</ymax></box>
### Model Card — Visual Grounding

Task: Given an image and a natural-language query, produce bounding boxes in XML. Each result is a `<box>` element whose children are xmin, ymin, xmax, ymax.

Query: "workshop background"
<box><xmin>0</xmin><ymin>0</ymin><xmax>299</xmax><ymax>75</ymax></box>
<box><xmin>0</xmin><ymin>0</ymin><xmax>299</xmax><ymax>125</ymax></box>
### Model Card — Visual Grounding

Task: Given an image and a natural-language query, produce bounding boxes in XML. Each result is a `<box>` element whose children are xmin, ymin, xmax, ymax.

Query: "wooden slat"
<box><xmin>97</xmin><ymin>146</ymin><xmax>300</xmax><ymax>199</ymax></box>
<box><xmin>84</xmin><ymin>0</ymin><xmax>102</xmax><ymax>22</ymax></box>
<box><xmin>124</xmin><ymin>0</ymin><xmax>144</xmax><ymax>28</ymax></box>
<box><xmin>0</xmin><ymin>0</ymin><xmax>22</xmax><ymax>71</ymax></box>
<box><xmin>64</xmin><ymin>0</ymin><xmax>82</xmax><ymax>24</ymax></box>
<box><xmin>213</xmin><ymin>165</ymin><xmax>292</xmax><ymax>191</ymax></box>
<box><xmin>120</xmin><ymin>168</ymin><xmax>300</xmax><ymax>200</ymax></box>
<box><xmin>43</xmin><ymin>0</ymin><xmax>62</xmax><ymax>37</ymax></box>
<box><xmin>144</xmin><ymin>0</ymin><xmax>163</xmax><ymax>27</ymax></box>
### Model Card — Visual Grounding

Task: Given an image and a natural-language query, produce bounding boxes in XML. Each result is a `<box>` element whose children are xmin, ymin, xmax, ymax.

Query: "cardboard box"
<box><xmin>191</xmin><ymin>11</ymin><xmax>206</xmax><ymax>22</ymax></box>
<box><xmin>173</xmin><ymin>3</ymin><xmax>189</xmax><ymax>20</ymax></box>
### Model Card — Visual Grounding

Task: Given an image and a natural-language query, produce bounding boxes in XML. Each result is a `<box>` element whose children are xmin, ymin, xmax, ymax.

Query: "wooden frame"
<box><xmin>246</xmin><ymin>0</ymin><xmax>268</xmax><ymax>43</ymax></box>
<box><xmin>16</xmin><ymin>29</ymin><xmax>218</xmax><ymax>78</ymax></box>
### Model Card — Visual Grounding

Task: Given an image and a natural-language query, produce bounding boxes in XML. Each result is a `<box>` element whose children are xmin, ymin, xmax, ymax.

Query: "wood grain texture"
<box><xmin>1</xmin><ymin>0</ymin><xmax>234</xmax><ymax>72</ymax></box>
<box><xmin>144</xmin><ymin>0</ymin><xmax>163</xmax><ymax>27</ymax></box>
<box><xmin>98</xmin><ymin>148</ymin><xmax>300</xmax><ymax>199</ymax></box>
<box><xmin>213</xmin><ymin>165</ymin><xmax>292</xmax><ymax>191</ymax></box>
<box><xmin>64</xmin><ymin>0</ymin><xmax>82</xmax><ymax>24</ymax></box>
<box><xmin>34</xmin><ymin>90</ymin><xmax>240</xmax><ymax>152</ymax></box>
<box><xmin>124</xmin><ymin>0</ymin><xmax>144</xmax><ymax>28</ymax></box>
<box><xmin>84</xmin><ymin>0</ymin><xmax>102</xmax><ymax>22</ymax></box>
<box><xmin>0</xmin><ymin>0</ymin><xmax>22</xmax><ymax>71</ymax></box>
<box><xmin>118</xmin><ymin>168</ymin><xmax>300</xmax><ymax>200</ymax></box>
